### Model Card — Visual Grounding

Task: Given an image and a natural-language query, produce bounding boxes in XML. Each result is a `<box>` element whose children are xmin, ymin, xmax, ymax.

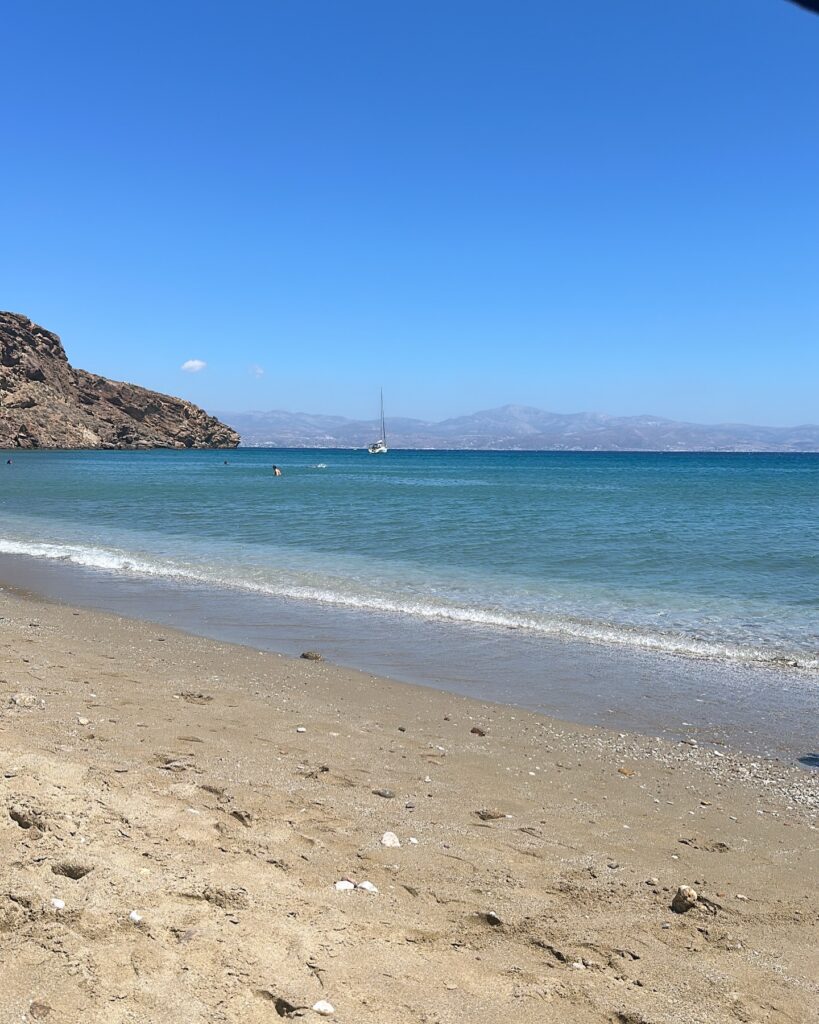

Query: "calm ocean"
<box><xmin>1</xmin><ymin>449</ymin><xmax>817</xmax><ymax>756</ymax></box>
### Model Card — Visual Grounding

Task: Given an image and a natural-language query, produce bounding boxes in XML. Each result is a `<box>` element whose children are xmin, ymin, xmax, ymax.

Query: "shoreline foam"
<box><xmin>1</xmin><ymin>534</ymin><xmax>816</xmax><ymax>672</ymax></box>
<box><xmin>1</xmin><ymin>548</ymin><xmax>817</xmax><ymax>766</ymax></box>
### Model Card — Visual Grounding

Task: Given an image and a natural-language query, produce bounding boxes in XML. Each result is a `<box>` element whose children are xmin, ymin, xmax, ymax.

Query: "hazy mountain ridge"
<box><xmin>219</xmin><ymin>404</ymin><xmax>819</xmax><ymax>452</ymax></box>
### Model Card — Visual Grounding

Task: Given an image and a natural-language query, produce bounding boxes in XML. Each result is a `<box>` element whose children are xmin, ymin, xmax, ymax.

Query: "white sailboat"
<box><xmin>367</xmin><ymin>389</ymin><xmax>388</xmax><ymax>454</ymax></box>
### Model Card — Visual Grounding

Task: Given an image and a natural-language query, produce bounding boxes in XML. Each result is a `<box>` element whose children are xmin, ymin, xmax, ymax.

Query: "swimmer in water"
<box><xmin>273</xmin><ymin>465</ymin><xmax>282</xmax><ymax>477</ymax></box>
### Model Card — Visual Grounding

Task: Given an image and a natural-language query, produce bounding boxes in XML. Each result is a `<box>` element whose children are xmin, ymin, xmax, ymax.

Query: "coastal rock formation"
<box><xmin>0</xmin><ymin>312</ymin><xmax>239</xmax><ymax>449</ymax></box>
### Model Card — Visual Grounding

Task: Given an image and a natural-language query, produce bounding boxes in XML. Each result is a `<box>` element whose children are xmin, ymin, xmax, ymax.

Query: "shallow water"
<box><xmin>0</xmin><ymin>448</ymin><xmax>817</xmax><ymax>760</ymax></box>
<box><xmin>1</xmin><ymin>448</ymin><xmax>818</xmax><ymax>669</ymax></box>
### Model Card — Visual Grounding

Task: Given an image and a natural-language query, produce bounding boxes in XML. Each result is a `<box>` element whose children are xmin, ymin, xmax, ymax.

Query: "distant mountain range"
<box><xmin>216</xmin><ymin>405</ymin><xmax>819</xmax><ymax>452</ymax></box>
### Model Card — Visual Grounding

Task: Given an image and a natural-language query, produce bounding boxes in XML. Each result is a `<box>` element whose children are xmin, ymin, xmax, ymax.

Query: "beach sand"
<box><xmin>0</xmin><ymin>587</ymin><xmax>816</xmax><ymax>1023</ymax></box>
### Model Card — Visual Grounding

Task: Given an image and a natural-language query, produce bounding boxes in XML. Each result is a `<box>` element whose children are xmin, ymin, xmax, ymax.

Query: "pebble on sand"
<box><xmin>334</xmin><ymin>880</ymin><xmax>355</xmax><ymax>891</ymax></box>
<box><xmin>8</xmin><ymin>693</ymin><xmax>44</xmax><ymax>709</ymax></box>
<box><xmin>50</xmin><ymin>898</ymin><xmax>65</xmax><ymax>910</ymax></box>
<box><xmin>381</xmin><ymin>831</ymin><xmax>401</xmax><ymax>848</ymax></box>
<box><xmin>671</xmin><ymin>885</ymin><xmax>698</xmax><ymax>913</ymax></box>
<box><xmin>129</xmin><ymin>910</ymin><xmax>143</xmax><ymax>924</ymax></box>
<box><xmin>296</xmin><ymin>726</ymin><xmax>307</xmax><ymax>733</ymax></box>
<box><xmin>475</xmin><ymin>808</ymin><xmax>507</xmax><ymax>821</ymax></box>
<box><xmin>312</xmin><ymin>1000</ymin><xmax>335</xmax><ymax>1016</ymax></box>
<box><xmin>356</xmin><ymin>881</ymin><xmax>378</xmax><ymax>894</ymax></box>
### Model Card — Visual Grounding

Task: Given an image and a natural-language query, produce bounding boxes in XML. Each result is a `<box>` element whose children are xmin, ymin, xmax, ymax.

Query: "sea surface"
<box><xmin>1</xmin><ymin>449</ymin><xmax>817</xmax><ymax>759</ymax></box>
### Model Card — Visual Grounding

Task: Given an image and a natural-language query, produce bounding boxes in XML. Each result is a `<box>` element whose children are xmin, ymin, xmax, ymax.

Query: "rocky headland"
<box><xmin>0</xmin><ymin>312</ymin><xmax>239</xmax><ymax>449</ymax></box>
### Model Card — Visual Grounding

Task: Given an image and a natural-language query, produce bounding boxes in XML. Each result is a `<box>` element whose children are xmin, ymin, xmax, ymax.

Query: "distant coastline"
<box><xmin>217</xmin><ymin>404</ymin><xmax>819</xmax><ymax>452</ymax></box>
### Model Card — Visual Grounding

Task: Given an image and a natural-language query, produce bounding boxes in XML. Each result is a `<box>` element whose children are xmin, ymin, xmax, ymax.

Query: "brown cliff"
<box><xmin>0</xmin><ymin>312</ymin><xmax>239</xmax><ymax>449</ymax></box>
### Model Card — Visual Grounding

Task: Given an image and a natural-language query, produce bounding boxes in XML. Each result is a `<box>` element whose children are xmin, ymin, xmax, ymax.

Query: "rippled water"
<box><xmin>1</xmin><ymin>448</ymin><xmax>817</xmax><ymax>672</ymax></box>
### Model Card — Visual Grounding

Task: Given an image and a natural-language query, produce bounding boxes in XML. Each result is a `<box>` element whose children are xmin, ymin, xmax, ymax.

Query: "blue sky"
<box><xmin>3</xmin><ymin>0</ymin><xmax>818</xmax><ymax>424</ymax></box>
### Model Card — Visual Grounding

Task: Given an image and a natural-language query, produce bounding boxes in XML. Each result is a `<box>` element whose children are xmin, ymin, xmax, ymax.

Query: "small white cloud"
<box><xmin>181</xmin><ymin>359</ymin><xmax>207</xmax><ymax>373</ymax></box>
<box><xmin>249</xmin><ymin>364</ymin><xmax>265</xmax><ymax>378</ymax></box>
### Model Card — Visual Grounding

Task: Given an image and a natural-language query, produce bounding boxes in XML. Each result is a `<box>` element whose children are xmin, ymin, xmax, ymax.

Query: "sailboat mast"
<box><xmin>380</xmin><ymin>388</ymin><xmax>386</xmax><ymax>442</ymax></box>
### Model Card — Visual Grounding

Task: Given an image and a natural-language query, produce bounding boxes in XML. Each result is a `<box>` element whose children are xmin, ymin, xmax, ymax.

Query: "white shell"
<box><xmin>334</xmin><ymin>880</ymin><xmax>355</xmax><ymax>891</ymax></box>
<box><xmin>312</xmin><ymin>1000</ymin><xmax>335</xmax><ymax>1016</ymax></box>
<box><xmin>356</xmin><ymin>880</ymin><xmax>378</xmax><ymax>894</ymax></box>
<box><xmin>380</xmin><ymin>831</ymin><xmax>401</xmax><ymax>848</ymax></box>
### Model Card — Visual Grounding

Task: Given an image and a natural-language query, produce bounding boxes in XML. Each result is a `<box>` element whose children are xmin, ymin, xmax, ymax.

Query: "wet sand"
<box><xmin>1</xmin><ymin>550</ymin><xmax>817</xmax><ymax>763</ymax></box>
<box><xmin>0</xmin><ymin>587</ymin><xmax>817</xmax><ymax>1023</ymax></box>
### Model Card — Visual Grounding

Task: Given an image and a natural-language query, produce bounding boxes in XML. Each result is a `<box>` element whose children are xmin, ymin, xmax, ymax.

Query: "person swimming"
<box><xmin>273</xmin><ymin>465</ymin><xmax>282</xmax><ymax>477</ymax></box>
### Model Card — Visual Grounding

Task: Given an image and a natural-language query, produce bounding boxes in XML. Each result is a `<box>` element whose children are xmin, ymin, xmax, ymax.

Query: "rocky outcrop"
<box><xmin>0</xmin><ymin>312</ymin><xmax>239</xmax><ymax>449</ymax></box>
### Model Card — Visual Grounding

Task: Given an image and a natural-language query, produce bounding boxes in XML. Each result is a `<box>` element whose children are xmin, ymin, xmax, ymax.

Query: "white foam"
<box><xmin>0</xmin><ymin>535</ymin><xmax>816</xmax><ymax>672</ymax></box>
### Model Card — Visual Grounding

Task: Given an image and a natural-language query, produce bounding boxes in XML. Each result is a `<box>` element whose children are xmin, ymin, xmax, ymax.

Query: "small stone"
<box><xmin>470</xmin><ymin>726</ymin><xmax>486</xmax><ymax>737</ymax></box>
<box><xmin>735</xmin><ymin>893</ymin><xmax>749</xmax><ymax>901</ymax></box>
<box><xmin>409</xmin><ymin>837</ymin><xmax>419</xmax><ymax>845</ymax></box>
<box><xmin>300</xmin><ymin>651</ymin><xmax>323</xmax><ymax>661</ymax></box>
<box><xmin>77</xmin><ymin>717</ymin><xmax>90</xmax><ymax>727</ymax></box>
<box><xmin>50</xmin><ymin>898</ymin><xmax>65</xmax><ymax>910</ymax></box>
<box><xmin>356</xmin><ymin>880</ymin><xmax>378</xmax><ymax>894</ymax></box>
<box><xmin>312</xmin><ymin>1000</ymin><xmax>335</xmax><ymax>1016</ymax></box>
<box><xmin>8</xmin><ymin>693</ymin><xmax>44</xmax><ymax>709</ymax></box>
<box><xmin>671</xmin><ymin>885</ymin><xmax>698</xmax><ymax>913</ymax></box>
<box><xmin>661</xmin><ymin>922</ymin><xmax>671</xmax><ymax>929</ymax></box>
<box><xmin>129</xmin><ymin>910</ymin><xmax>143</xmax><ymax>924</ymax></box>
<box><xmin>334</xmin><ymin>880</ymin><xmax>355</xmax><ymax>891</ymax></box>
<box><xmin>372</xmin><ymin>788</ymin><xmax>395</xmax><ymax>799</ymax></box>
<box><xmin>296</xmin><ymin>726</ymin><xmax>307</xmax><ymax>733</ymax></box>
<box><xmin>646</xmin><ymin>877</ymin><xmax>659</xmax><ymax>886</ymax></box>
<box><xmin>475</xmin><ymin>808</ymin><xmax>506</xmax><ymax>821</ymax></box>
<box><xmin>381</xmin><ymin>831</ymin><xmax>401</xmax><ymax>848</ymax></box>
<box><xmin>483</xmin><ymin>911</ymin><xmax>503</xmax><ymax>926</ymax></box>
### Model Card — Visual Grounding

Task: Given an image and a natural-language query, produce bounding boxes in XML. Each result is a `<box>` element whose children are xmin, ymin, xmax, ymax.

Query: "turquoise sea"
<box><xmin>1</xmin><ymin>449</ymin><xmax>817</xmax><ymax>668</ymax></box>
<box><xmin>1</xmin><ymin>449</ymin><xmax>817</xmax><ymax>757</ymax></box>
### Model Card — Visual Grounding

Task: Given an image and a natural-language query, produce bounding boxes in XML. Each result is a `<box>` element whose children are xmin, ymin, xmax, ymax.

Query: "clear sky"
<box><xmin>3</xmin><ymin>0</ymin><xmax>818</xmax><ymax>425</ymax></box>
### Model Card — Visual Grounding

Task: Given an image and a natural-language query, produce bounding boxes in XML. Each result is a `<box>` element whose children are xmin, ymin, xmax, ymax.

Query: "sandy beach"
<box><xmin>1</xmin><ymin>586</ymin><xmax>817</xmax><ymax>1024</ymax></box>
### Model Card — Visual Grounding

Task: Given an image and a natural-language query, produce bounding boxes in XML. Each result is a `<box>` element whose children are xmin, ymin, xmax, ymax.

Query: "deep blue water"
<box><xmin>1</xmin><ymin>448</ymin><xmax>817</xmax><ymax>672</ymax></box>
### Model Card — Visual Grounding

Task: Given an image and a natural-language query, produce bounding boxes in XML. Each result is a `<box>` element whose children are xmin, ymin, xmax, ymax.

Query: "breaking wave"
<box><xmin>1</xmin><ymin>535</ymin><xmax>816</xmax><ymax>672</ymax></box>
